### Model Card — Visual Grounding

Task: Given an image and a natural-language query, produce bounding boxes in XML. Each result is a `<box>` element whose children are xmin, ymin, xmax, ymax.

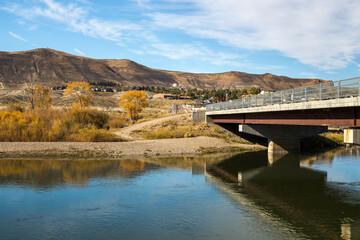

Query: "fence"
<box><xmin>206</xmin><ymin>77</ymin><xmax>360</xmax><ymax>112</ymax></box>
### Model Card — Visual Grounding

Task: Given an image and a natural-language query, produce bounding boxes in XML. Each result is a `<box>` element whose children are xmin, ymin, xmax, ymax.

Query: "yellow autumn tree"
<box><xmin>63</xmin><ymin>82</ymin><xmax>93</xmax><ymax>108</ymax></box>
<box><xmin>119</xmin><ymin>90</ymin><xmax>149</xmax><ymax>122</ymax></box>
<box><xmin>25</xmin><ymin>85</ymin><xmax>52</xmax><ymax>110</ymax></box>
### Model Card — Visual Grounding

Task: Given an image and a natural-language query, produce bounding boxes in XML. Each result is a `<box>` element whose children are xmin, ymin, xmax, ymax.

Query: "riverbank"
<box><xmin>0</xmin><ymin>136</ymin><xmax>266</xmax><ymax>159</ymax></box>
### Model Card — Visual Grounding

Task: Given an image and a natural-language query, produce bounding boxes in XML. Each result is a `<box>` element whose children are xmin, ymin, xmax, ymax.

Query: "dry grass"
<box><xmin>143</xmin><ymin>125</ymin><xmax>197</xmax><ymax>139</ymax></box>
<box><xmin>68</xmin><ymin>127</ymin><xmax>118</xmax><ymax>142</ymax></box>
<box><xmin>321</xmin><ymin>132</ymin><xmax>344</xmax><ymax>145</ymax></box>
<box><xmin>148</xmin><ymin>99</ymin><xmax>192</xmax><ymax>109</ymax></box>
<box><xmin>137</xmin><ymin>111</ymin><xmax>172</xmax><ymax>123</ymax></box>
<box><xmin>138</xmin><ymin>115</ymin><xmax>253</xmax><ymax>143</ymax></box>
<box><xmin>108</xmin><ymin>116</ymin><xmax>128</xmax><ymax>129</ymax></box>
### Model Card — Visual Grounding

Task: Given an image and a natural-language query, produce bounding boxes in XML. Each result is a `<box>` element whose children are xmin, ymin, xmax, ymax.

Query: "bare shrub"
<box><xmin>108</xmin><ymin>117</ymin><xmax>128</xmax><ymax>129</ymax></box>
<box><xmin>67</xmin><ymin>108</ymin><xmax>109</xmax><ymax>128</ymax></box>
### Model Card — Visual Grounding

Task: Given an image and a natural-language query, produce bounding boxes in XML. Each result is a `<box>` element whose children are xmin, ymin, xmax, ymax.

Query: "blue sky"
<box><xmin>1</xmin><ymin>0</ymin><xmax>360</xmax><ymax>80</ymax></box>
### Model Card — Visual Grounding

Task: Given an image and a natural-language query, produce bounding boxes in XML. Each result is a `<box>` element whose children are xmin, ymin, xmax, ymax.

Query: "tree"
<box><xmin>241</xmin><ymin>88</ymin><xmax>248</xmax><ymax>95</ymax></box>
<box><xmin>64</xmin><ymin>82</ymin><xmax>93</xmax><ymax>109</ymax></box>
<box><xmin>24</xmin><ymin>85</ymin><xmax>52</xmax><ymax>110</ymax></box>
<box><xmin>119</xmin><ymin>90</ymin><xmax>149</xmax><ymax>122</ymax></box>
<box><xmin>229</xmin><ymin>89</ymin><xmax>239</xmax><ymax>100</ymax></box>
<box><xmin>250</xmin><ymin>87</ymin><xmax>261</xmax><ymax>95</ymax></box>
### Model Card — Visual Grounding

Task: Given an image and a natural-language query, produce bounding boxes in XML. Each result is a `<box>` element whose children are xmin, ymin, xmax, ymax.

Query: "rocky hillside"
<box><xmin>0</xmin><ymin>48</ymin><xmax>324</xmax><ymax>90</ymax></box>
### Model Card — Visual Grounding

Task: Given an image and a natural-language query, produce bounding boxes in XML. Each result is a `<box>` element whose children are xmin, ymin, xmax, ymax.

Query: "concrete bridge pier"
<box><xmin>238</xmin><ymin>124</ymin><xmax>328</xmax><ymax>153</ymax></box>
<box><xmin>268</xmin><ymin>138</ymin><xmax>301</xmax><ymax>153</ymax></box>
<box><xmin>344</xmin><ymin>128</ymin><xmax>360</xmax><ymax>146</ymax></box>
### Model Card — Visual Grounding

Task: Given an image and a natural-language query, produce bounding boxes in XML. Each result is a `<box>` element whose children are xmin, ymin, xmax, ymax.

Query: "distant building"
<box><xmin>179</xmin><ymin>95</ymin><xmax>191</xmax><ymax>99</ymax></box>
<box><xmin>105</xmin><ymin>88</ymin><xmax>114</xmax><ymax>92</ymax></box>
<box><xmin>192</xmin><ymin>99</ymin><xmax>207</xmax><ymax>108</ymax></box>
<box><xmin>153</xmin><ymin>94</ymin><xmax>176</xmax><ymax>99</ymax></box>
<box><xmin>153</xmin><ymin>93</ymin><xmax>191</xmax><ymax>100</ymax></box>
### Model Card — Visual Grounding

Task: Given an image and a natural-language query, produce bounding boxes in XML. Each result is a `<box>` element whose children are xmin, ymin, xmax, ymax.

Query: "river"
<box><xmin>0</xmin><ymin>148</ymin><xmax>359</xmax><ymax>240</ymax></box>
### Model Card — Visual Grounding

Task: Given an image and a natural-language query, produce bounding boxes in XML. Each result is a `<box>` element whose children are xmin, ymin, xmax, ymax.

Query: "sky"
<box><xmin>1</xmin><ymin>0</ymin><xmax>360</xmax><ymax>81</ymax></box>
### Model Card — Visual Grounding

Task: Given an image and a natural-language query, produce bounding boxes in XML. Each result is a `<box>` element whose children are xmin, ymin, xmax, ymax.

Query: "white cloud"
<box><xmin>129</xmin><ymin>49</ymin><xmax>145</xmax><ymax>55</ymax></box>
<box><xmin>149</xmin><ymin>43</ymin><xmax>208</xmax><ymax>60</ymax></box>
<box><xmin>8</xmin><ymin>31</ymin><xmax>27</xmax><ymax>42</ymax></box>
<box><xmin>74</xmin><ymin>48</ymin><xmax>85</xmax><ymax>56</ymax></box>
<box><xmin>2</xmin><ymin>0</ymin><xmax>320</xmax><ymax>72</ymax></box>
<box><xmin>133</xmin><ymin>0</ymin><xmax>151</xmax><ymax>9</ymax></box>
<box><xmin>147</xmin><ymin>42</ymin><xmax>284</xmax><ymax>71</ymax></box>
<box><xmin>148</xmin><ymin>0</ymin><xmax>360</xmax><ymax>70</ymax></box>
<box><xmin>4</xmin><ymin>0</ymin><xmax>140</xmax><ymax>42</ymax></box>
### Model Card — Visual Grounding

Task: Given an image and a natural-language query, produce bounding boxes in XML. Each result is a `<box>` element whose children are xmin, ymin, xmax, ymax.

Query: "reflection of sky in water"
<box><xmin>302</xmin><ymin>155</ymin><xmax>360</xmax><ymax>183</ymax></box>
<box><xmin>1</xmin><ymin>153</ymin><xmax>360</xmax><ymax>240</ymax></box>
<box><xmin>0</xmin><ymin>167</ymin><xmax>302</xmax><ymax>240</ymax></box>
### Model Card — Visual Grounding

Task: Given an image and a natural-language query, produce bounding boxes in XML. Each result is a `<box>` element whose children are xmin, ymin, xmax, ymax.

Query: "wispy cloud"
<box><xmin>148</xmin><ymin>0</ymin><xmax>360</xmax><ymax>70</ymax></box>
<box><xmin>132</xmin><ymin>0</ymin><xmax>151</xmax><ymax>9</ymax></box>
<box><xmin>8</xmin><ymin>31</ymin><xmax>27</xmax><ymax>42</ymax></box>
<box><xmin>74</xmin><ymin>48</ymin><xmax>85</xmax><ymax>56</ymax></box>
<box><xmin>149</xmin><ymin>43</ymin><xmax>209</xmax><ymax>60</ymax></box>
<box><xmin>129</xmin><ymin>49</ymin><xmax>145</xmax><ymax>55</ymax></box>
<box><xmin>2</xmin><ymin>0</ymin><xmax>308</xmax><ymax>72</ymax></box>
<box><xmin>3</xmin><ymin>0</ymin><xmax>140</xmax><ymax>42</ymax></box>
<box><xmin>146</xmin><ymin>42</ymin><xmax>284</xmax><ymax>71</ymax></box>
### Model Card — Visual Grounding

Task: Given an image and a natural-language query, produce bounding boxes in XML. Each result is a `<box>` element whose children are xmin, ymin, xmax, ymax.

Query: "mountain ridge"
<box><xmin>0</xmin><ymin>48</ymin><xmax>324</xmax><ymax>90</ymax></box>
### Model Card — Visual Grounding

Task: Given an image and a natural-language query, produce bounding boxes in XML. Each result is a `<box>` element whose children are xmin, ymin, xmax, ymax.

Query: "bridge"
<box><xmin>206</xmin><ymin>77</ymin><xmax>360</xmax><ymax>152</ymax></box>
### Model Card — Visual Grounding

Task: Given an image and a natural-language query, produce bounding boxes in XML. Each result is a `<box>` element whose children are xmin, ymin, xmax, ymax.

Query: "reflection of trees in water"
<box><xmin>300</xmin><ymin>148</ymin><xmax>341</xmax><ymax>167</ymax></box>
<box><xmin>141</xmin><ymin>153</ymin><xmax>235</xmax><ymax>170</ymax></box>
<box><xmin>301</xmin><ymin>147</ymin><xmax>360</xmax><ymax>167</ymax></box>
<box><xmin>120</xmin><ymin>160</ymin><xmax>145</xmax><ymax>172</ymax></box>
<box><xmin>0</xmin><ymin>153</ymin><xmax>236</xmax><ymax>188</ymax></box>
<box><xmin>0</xmin><ymin>159</ymin><xmax>151</xmax><ymax>186</ymax></box>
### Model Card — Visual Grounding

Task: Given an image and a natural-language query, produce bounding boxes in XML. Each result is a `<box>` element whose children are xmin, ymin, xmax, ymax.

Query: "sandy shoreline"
<box><xmin>0</xmin><ymin>136</ymin><xmax>265</xmax><ymax>159</ymax></box>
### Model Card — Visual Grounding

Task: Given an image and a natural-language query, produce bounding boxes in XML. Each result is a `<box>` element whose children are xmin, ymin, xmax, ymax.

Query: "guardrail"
<box><xmin>206</xmin><ymin>77</ymin><xmax>360</xmax><ymax>112</ymax></box>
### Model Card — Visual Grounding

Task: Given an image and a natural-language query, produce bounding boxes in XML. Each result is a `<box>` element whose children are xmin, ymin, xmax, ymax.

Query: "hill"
<box><xmin>0</xmin><ymin>48</ymin><xmax>323</xmax><ymax>90</ymax></box>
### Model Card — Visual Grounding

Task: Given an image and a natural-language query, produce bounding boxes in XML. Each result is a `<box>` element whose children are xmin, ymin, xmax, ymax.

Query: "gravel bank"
<box><xmin>0</xmin><ymin>136</ymin><xmax>265</xmax><ymax>158</ymax></box>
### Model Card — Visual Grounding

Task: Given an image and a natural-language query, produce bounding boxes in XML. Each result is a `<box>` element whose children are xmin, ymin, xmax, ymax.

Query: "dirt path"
<box><xmin>114</xmin><ymin>113</ymin><xmax>191</xmax><ymax>140</ymax></box>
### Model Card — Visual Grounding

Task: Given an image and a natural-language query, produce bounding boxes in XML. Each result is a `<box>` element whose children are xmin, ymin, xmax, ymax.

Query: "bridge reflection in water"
<box><xmin>206</xmin><ymin>150</ymin><xmax>360</xmax><ymax>240</ymax></box>
<box><xmin>0</xmin><ymin>150</ymin><xmax>359</xmax><ymax>240</ymax></box>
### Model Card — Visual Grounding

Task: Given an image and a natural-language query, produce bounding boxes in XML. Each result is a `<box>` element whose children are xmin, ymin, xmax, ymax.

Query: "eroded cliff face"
<box><xmin>0</xmin><ymin>48</ymin><xmax>324</xmax><ymax>90</ymax></box>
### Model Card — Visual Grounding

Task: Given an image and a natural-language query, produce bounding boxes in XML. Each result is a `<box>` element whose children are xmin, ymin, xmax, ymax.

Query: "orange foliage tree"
<box><xmin>119</xmin><ymin>90</ymin><xmax>148</xmax><ymax>122</ymax></box>
<box><xmin>64</xmin><ymin>82</ymin><xmax>93</xmax><ymax>108</ymax></box>
<box><xmin>25</xmin><ymin>85</ymin><xmax>52</xmax><ymax>110</ymax></box>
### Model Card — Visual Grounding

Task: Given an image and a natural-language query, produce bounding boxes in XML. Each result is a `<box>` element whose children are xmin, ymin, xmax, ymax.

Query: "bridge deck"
<box><xmin>207</xmin><ymin>97</ymin><xmax>360</xmax><ymax>127</ymax></box>
<box><xmin>206</xmin><ymin>77</ymin><xmax>360</xmax><ymax>127</ymax></box>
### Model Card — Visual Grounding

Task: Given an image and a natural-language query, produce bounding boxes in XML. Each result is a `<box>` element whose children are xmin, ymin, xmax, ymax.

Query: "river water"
<box><xmin>0</xmin><ymin>148</ymin><xmax>359</xmax><ymax>240</ymax></box>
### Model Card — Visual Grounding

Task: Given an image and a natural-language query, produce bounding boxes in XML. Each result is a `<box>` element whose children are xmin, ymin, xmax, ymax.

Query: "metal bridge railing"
<box><xmin>206</xmin><ymin>77</ymin><xmax>360</xmax><ymax>112</ymax></box>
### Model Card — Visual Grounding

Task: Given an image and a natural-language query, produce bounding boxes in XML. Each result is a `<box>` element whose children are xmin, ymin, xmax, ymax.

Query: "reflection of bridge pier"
<box><xmin>341</xmin><ymin>220</ymin><xmax>360</xmax><ymax>240</ymax></box>
<box><xmin>211</xmin><ymin>152</ymin><xmax>327</xmax><ymax>187</ymax></box>
<box><xmin>206</xmin><ymin>151</ymin><xmax>360</xmax><ymax>240</ymax></box>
